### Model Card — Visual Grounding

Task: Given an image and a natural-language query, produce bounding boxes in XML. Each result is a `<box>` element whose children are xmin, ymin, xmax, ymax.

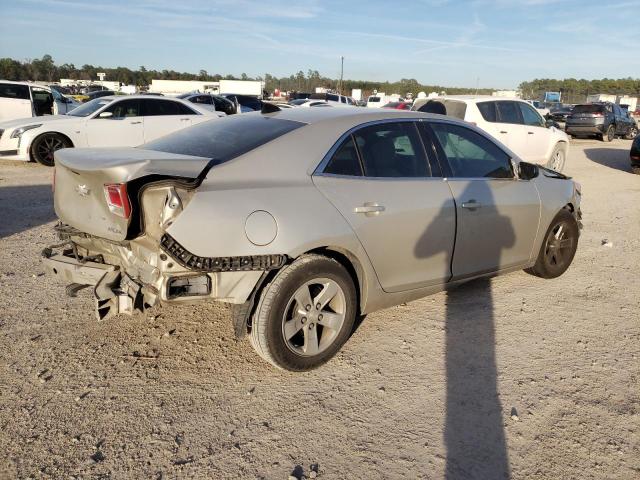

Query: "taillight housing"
<box><xmin>104</xmin><ymin>183</ymin><xmax>131</xmax><ymax>219</ymax></box>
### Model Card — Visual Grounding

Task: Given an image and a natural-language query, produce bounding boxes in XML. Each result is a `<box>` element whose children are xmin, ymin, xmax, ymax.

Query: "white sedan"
<box><xmin>0</xmin><ymin>95</ymin><xmax>224</xmax><ymax>166</ymax></box>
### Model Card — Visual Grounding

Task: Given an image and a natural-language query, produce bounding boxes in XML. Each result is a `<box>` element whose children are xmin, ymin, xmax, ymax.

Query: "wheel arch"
<box><xmin>28</xmin><ymin>131</ymin><xmax>75</xmax><ymax>161</ymax></box>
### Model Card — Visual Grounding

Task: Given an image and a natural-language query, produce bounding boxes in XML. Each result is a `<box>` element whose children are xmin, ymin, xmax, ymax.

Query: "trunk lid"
<box><xmin>54</xmin><ymin>147</ymin><xmax>210</xmax><ymax>241</ymax></box>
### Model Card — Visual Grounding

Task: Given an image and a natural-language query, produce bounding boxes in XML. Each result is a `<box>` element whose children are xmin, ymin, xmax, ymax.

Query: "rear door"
<box><xmin>517</xmin><ymin>101</ymin><xmax>553</xmax><ymax>163</ymax></box>
<box><xmin>313</xmin><ymin>120</ymin><xmax>456</xmax><ymax>292</ymax></box>
<box><xmin>494</xmin><ymin>101</ymin><xmax>530</xmax><ymax>160</ymax></box>
<box><xmin>85</xmin><ymin>98</ymin><xmax>144</xmax><ymax>147</ymax></box>
<box><xmin>428</xmin><ymin>121</ymin><xmax>540</xmax><ymax>278</ymax></box>
<box><xmin>141</xmin><ymin>99</ymin><xmax>195</xmax><ymax>142</ymax></box>
<box><xmin>0</xmin><ymin>83</ymin><xmax>32</xmax><ymax>121</ymax></box>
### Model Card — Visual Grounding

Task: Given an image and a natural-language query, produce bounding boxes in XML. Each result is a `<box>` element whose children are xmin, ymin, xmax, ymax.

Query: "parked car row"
<box><xmin>0</xmin><ymin>95</ymin><xmax>224</xmax><ymax>165</ymax></box>
<box><xmin>42</xmin><ymin>107</ymin><xmax>582</xmax><ymax>370</ymax></box>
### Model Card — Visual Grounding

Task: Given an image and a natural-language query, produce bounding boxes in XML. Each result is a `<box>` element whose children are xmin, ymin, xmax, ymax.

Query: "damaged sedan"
<box><xmin>43</xmin><ymin>107</ymin><xmax>582</xmax><ymax>371</ymax></box>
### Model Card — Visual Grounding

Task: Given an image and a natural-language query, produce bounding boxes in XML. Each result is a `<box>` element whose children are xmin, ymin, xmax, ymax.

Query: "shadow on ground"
<box><xmin>0</xmin><ymin>184</ymin><xmax>55</xmax><ymax>239</ymax></box>
<box><xmin>584</xmin><ymin>147</ymin><xmax>633</xmax><ymax>173</ymax></box>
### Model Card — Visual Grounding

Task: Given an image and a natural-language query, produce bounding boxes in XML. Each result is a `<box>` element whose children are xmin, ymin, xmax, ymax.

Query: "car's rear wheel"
<box><xmin>31</xmin><ymin>133</ymin><xmax>71</xmax><ymax>167</ymax></box>
<box><xmin>546</xmin><ymin>143</ymin><xmax>566</xmax><ymax>172</ymax></box>
<box><xmin>525</xmin><ymin>209</ymin><xmax>578</xmax><ymax>279</ymax></box>
<box><xmin>624</xmin><ymin>125</ymin><xmax>638</xmax><ymax>140</ymax></box>
<box><xmin>249</xmin><ymin>254</ymin><xmax>357</xmax><ymax>371</ymax></box>
<box><xmin>602</xmin><ymin>125</ymin><xmax>615</xmax><ymax>142</ymax></box>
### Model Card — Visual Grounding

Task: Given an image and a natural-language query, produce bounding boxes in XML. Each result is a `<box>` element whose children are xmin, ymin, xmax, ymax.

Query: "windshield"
<box><xmin>68</xmin><ymin>98</ymin><xmax>113</xmax><ymax>117</ymax></box>
<box><xmin>368</xmin><ymin>97</ymin><xmax>381</xmax><ymax>102</ymax></box>
<box><xmin>141</xmin><ymin>114</ymin><xmax>304</xmax><ymax>162</ymax></box>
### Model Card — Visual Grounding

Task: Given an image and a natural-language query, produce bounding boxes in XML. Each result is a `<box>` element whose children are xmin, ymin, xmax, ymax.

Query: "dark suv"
<box><xmin>566</xmin><ymin>102</ymin><xmax>637</xmax><ymax>141</ymax></box>
<box><xmin>631</xmin><ymin>134</ymin><xmax>640</xmax><ymax>174</ymax></box>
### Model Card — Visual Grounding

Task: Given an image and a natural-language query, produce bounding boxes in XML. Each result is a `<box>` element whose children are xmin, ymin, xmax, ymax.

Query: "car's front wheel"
<box><xmin>525</xmin><ymin>209</ymin><xmax>578</xmax><ymax>279</ymax></box>
<box><xmin>31</xmin><ymin>133</ymin><xmax>72</xmax><ymax>167</ymax></box>
<box><xmin>546</xmin><ymin>143</ymin><xmax>566</xmax><ymax>172</ymax></box>
<box><xmin>249</xmin><ymin>254</ymin><xmax>357</xmax><ymax>371</ymax></box>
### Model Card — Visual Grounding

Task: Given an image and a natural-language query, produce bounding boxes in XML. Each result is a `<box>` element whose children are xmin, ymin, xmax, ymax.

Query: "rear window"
<box><xmin>368</xmin><ymin>97</ymin><xmax>381</xmax><ymax>102</ymax></box>
<box><xmin>573</xmin><ymin>104</ymin><xmax>604</xmax><ymax>114</ymax></box>
<box><xmin>442</xmin><ymin>100</ymin><xmax>467</xmax><ymax>119</ymax></box>
<box><xmin>141</xmin><ymin>114</ymin><xmax>304</xmax><ymax>162</ymax></box>
<box><xmin>0</xmin><ymin>83</ymin><xmax>30</xmax><ymax>100</ymax></box>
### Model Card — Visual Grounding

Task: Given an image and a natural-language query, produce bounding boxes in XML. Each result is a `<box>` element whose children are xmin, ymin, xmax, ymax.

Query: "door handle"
<box><xmin>180</xmin><ymin>118</ymin><xmax>190</xmax><ymax>121</ymax></box>
<box><xmin>499</xmin><ymin>130</ymin><xmax>508</xmax><ymax>134</ymax></box>
<box><xmin>528</xmin><ymin>131</ymin><xmax>535</xmax><ymax>135</ymax></box>
<box><xmin>130</xmin><ymin>121</ymin><xmax>142</xmax><ymax>124</ymax></box>
<box><xmin>354</xmin><ymin>203</ymin><xmax>385</xmax><ymax>216</ymax></box>
<box><xmin>461</xmin><ymin>200</ymin><xmax>482</xmax><ymax>210</ymax></box>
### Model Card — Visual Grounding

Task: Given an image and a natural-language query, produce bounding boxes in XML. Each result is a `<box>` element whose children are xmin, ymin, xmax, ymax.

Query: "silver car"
<box><xmin>43</xmin><ymin>107</ymin><xmax>582</xmax><ymax>371</ymax></box>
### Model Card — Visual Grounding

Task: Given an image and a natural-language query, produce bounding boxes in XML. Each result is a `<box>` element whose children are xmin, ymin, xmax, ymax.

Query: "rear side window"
<box><xmin>324</xmin><ymin>136</ymin><xmax>363</xmax><ymax>176</ymax></box>
<box><xmin>353</xmin><ymin>122</ymin><xmax>429</xmax><ymax>177</ymax></box>
<box><xmin>141</xmin><ymin>115</ymin><xmax>304</xmax><ymax>162</ymax></box>
<box><xmin>430</xmin><ymin>123</ymin><xmax>513</xmax><ymax>179</ymax></box>
<box><xmin>477</xmin><ymin>101</ymin><xmax>497</xmax><ymax>122</ymax></box>
<box><xmin>496</xmin><ymin>101</ymin><xmax>521</xmax><ymax>124</ymax></box>
<box><xmin>0</xmin><ymin>83</ymin><xmax>30</xmax><ymax>100</ymax></box>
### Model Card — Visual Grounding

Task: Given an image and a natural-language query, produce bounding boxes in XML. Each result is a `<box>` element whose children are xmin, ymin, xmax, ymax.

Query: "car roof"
<box><xmin>260</xmin><ymin>105</ymin><xmax>438</xmax><ymax>126</ymax></box>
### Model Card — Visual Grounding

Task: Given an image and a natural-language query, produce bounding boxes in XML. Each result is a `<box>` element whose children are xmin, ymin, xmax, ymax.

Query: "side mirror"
<box><xmin>518</xmin><ymin>161</ymin><xmax>539</xmax><ymax>180</ymax></box>
<box><xmin>98</xmin><ymin>111</ymin><xmax>113</xmax><ymax>119</ymax></box>
<box><xmin>545</xmin><ymin>119</ymin><xmax>561</xmax><ymax>129</ymax></box>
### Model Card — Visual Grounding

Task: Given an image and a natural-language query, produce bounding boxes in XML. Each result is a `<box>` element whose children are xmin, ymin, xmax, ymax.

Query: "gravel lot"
<box><xmin>0</xmin><ymin>139</ymin><xmax>638</xmax><ymax>479</ymax></box>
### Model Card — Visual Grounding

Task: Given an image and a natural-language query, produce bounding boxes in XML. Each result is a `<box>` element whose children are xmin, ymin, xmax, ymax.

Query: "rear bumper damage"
<box><xmin>42</xmin><ymin>227</ymin><xmax>286</xmax><ymax>321</ymax></box>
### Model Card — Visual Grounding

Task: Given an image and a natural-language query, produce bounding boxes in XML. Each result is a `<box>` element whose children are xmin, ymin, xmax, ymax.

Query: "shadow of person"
<box><xmin>416</xmin><ymin>180</ymin><xmax>514</xmax><ymax>479</ymax></box>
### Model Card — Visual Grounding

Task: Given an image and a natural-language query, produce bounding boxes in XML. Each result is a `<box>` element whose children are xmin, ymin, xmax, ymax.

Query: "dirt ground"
<box><xmin>0</xmin><ymin>139</ymin><xmax>638</xmax><ymax>480</ymax></box>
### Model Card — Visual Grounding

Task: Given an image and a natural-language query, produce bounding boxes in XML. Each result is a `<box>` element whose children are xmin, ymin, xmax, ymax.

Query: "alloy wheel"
<box><xmin>544</xmin><ymin>221</ymin><xmax>575</xmax><ymax>270</ymax></box>
<box><xmin>281</xmin><ymin>278</ymin><xmax>346</xmax><ymax>356</ymax></box>
<box><xmin>36</xmin><ymin>135</ymin><xmax>66</xmax><ymax>164</ymax></box>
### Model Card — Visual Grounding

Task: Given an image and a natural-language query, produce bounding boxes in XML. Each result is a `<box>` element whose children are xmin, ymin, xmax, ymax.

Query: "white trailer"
<box><xmin>218</xmin><ymin>80</ymin><xmax>263</xmax><ymax>97</ymax></box>
<box><xmin>351</xmin><ymin>88</ymin><xmax>362</xmax><ymax>101</ymax></box>
<box><xmin>586</xmin><ymin>94</ymin><xmax>617</xmax><ymax>104</ymax></box>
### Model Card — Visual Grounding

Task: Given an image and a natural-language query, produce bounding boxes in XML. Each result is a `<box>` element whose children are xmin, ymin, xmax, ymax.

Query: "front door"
<box><xmin>428</xmin><ymin>121</ymin><xmax>540</xmax><ymax>279</ymax></box>
<box><xmin>494</xmin><ymin>100</ymin><xmax>530</xmax><ymax>161</ymax></box>
<box><xmin>313</xmin><ymin>121</ymin><xmax>456</xmax><ymax>293</ymax></box>
<box><xmin>140</xmin><ymin>99</ymin><xmax>193</xmax><ymax>143</ymax></box>
<box><xmin>85</xmin><ymin>98</ymin><xmax>144</xmax><ymax>147</ymax></box>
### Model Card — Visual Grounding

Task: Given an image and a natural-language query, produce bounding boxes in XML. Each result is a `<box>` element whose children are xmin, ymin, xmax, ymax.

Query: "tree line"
<box><xmin>2</xmin><ymin>55</ymin><xmax>639</xmax><ymax>101</ymax></box>
<box><xmin>518</xmin><ymin>78</ymin><xmax>640</xmax><ymax>103</ymax></box>
<box><xmin>0</xmin><ymin>54</ymin><xmax>495</xmax><ymax>96</ymax></box>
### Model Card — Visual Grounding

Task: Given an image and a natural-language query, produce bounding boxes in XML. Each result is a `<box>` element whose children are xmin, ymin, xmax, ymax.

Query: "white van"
<box><xmin>0</xmin><ymin>81</ymin><xmax>79</xmax><ymax>122</ymax></box>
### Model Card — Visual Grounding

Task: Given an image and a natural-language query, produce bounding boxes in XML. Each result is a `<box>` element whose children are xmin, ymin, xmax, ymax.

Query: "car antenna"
<box><xmin>261</xmin><ymin>102</ymin><xmax>281</xmax><ymax>114</ymax></box>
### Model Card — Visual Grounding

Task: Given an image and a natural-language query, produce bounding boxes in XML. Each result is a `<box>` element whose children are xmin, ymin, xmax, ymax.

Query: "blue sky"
<box><xmin>1</xmin><ymin>0</ymin><xmax>639</xmax><ymax>88</ymax></box>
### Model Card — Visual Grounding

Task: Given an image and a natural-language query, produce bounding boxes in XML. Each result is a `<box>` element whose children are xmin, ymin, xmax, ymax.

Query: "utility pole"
<box><xmin>339</xmin><ymin>56</ymin><xmax>344</xmax><ymax>94</ymax></box>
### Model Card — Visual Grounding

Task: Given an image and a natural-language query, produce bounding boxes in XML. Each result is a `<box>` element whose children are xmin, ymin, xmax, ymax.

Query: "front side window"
<box><xmin>105</xmin><ymin>99</ymin><xmax>141</xmax><ymax>118</ymax></box>
<box><xmin>324</xmin><ymin>136</ymin><xmax>363</xmax><ymax>176</ymax></box>
<box><xmin>354</xmin><ymin>122</ymin><xmax>429</xmax><ymax>177</ymax></box>
<box><xmin>430</xmin><ymin>123</ymin><xmax>513</xmax><ymax>179</ymax></box>
<box><xmin>518</xmin><ymin>103</ymin><xmax>544</xmax><ymax>127</ymax></box>
<box><xmin>496</xmin><ymin>101</ymin><xmax>521</xmax><ymax>124</ymax></box>
<box><xmin>142</xmin><ymin>99</ymin><xmax>193</xmax><ymax>116</ymax></box>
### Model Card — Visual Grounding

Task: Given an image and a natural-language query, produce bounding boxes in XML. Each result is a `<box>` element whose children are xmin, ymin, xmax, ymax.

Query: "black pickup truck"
<box><xmin>565</xmin><ymin>102</ymin><xmax>637</xmax><ymax>142</ymax></box>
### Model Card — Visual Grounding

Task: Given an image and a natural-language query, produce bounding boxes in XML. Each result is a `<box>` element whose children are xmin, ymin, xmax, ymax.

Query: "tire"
<box><xmin>249</xmin><ymin>254</ymin><xmax>357</xmax><ymax>371</ymax></box>
<box><xmin>624</xmin><ymin>126</ymin><xmax>638</xmax><ymax>140</ymax></box>
<box><xmin>602</xmin><ymin>125</ymin><xmax>615</xmax><ymax>143</ymax></box>
<box><xmin>31</xmin><ymin>133</ymin><xmax>72</xmax><ymax>167</ymax></box>
<box><xmin>546</xmin><ymin>143</ymin><xmax>566</xmax><ymax>172</ymax></box>
<box><xmin>525</xmin><ymin>209</ymin><xmax>579</xmax><ymax>279</ymax></box>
